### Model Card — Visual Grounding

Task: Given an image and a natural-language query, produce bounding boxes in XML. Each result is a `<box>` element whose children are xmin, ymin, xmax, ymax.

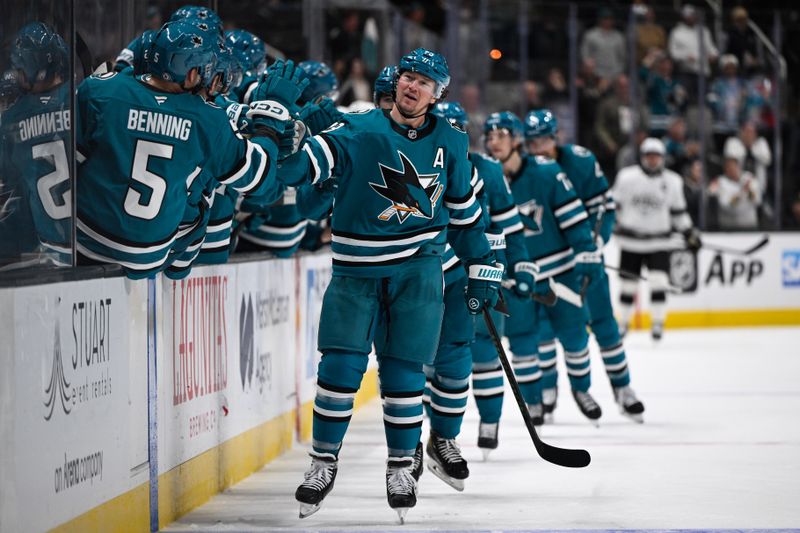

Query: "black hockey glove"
<box><xmin>684</xmin><ymin>228</ymin><xmax>702</xmax><ymax>252</ymax></box>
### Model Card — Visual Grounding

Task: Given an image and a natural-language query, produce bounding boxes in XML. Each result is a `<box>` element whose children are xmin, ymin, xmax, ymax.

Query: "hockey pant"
<box><xmin>423</xmin><ymin>274</ymin><xmax>472</xmax><ymax>439</ymax></box>
<box><xmin>313</xmin><ymin>254</ymin><xmax>444</xmax><ymax>459</ymax></box>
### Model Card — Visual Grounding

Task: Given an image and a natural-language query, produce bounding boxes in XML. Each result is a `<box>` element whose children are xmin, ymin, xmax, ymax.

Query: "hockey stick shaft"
<box><xmin>701</xmin><ymin>235</ymin><xmax>769</xmax><ymax>256</ymax></box>
<box><xmin>603</xmin><ymin>264</ymin><xmax>683</xmax><ymax>294</ymax></box>
<box><xmin>481</xmin><ymin>309</ymin><xmax>591</xmax><ymax>468</ymax></box>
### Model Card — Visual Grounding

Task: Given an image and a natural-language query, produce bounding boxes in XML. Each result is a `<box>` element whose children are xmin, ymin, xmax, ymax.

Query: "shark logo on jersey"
<box><xmin>370</xmin><ymin>150</ymin><xmax>442</xmax><ymax>223</ymax></box>
<box><xmin>518</xmin><ymin>198</ymin><xmax>544</xmax><ymax>235</ymax></box>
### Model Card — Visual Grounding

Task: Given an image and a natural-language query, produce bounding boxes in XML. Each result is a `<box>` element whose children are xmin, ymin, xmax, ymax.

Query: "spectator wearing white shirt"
<box><xmin>723</xmin><ymin>121</ymin><xmax>772</xmax><ymax>192</ymax></box>
<box><xmin>668</xmin><ymin>4</ymin><xmax>718</xmax><ymax>94</ymax></box>
<box><xmin>710</xmin><ymin>157</ymin><xmax>761</xmax><ymax>230</ymax></box>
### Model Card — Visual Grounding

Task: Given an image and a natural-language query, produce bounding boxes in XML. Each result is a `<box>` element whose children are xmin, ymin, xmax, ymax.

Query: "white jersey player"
<box><xmin>611</xmin><ymin>138</ymin><xmax>701</xmax><ymax>340</ymax></box>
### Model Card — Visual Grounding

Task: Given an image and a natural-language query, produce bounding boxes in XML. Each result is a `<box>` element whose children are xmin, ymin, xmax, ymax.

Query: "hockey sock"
<box><xmin>422</xmin><ymin>364</ymin><xmax>434</xmax><ymax>419</ymax></box>
<box><xmin>618</xmin><ymin>278</ymin><xmax>638</xmax><ymax>329</ymax></box>
<box><xmin>537</xmin><ymin>338</ymin><xmax>558</xmax><ymax>389</ymax></box>
<box><xmin>512</xmin><ymin>353</ymin><xmax>543</xmax><ymax>405</ymax></box>
<box><xmin>312</xmin><ymin>350</ymin><xmax>369</xmax><ymax>456</ymax></box>
<box><xmin>471</xmin><ymin>333</ymin><xmax>505</xmax><ymax>424</ymax></box>
<box><xmin>379</xmin><ymin>356</ymin><xmax>425</xmax><ymax>458</ymax></box>
<box><xmin>564</xmin><ymin>346</ymin><xmax>591</xmax><ymax>392</ymax></box>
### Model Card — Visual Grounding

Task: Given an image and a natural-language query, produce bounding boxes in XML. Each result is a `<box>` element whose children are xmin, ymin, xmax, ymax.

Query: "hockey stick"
<box><xmin>482</xmin><ymin>309</ymin><xmax>591</xmax><ymax>468</ymax></box>
<box><xmin>700</xmin><ymin>234</ymin><xmax>769</xmax><ymax>257</ymax></box>
<box><xmin>604</xmin><ymin>264</ymin><xmax>684</xmax><ymax>294</ymax></box>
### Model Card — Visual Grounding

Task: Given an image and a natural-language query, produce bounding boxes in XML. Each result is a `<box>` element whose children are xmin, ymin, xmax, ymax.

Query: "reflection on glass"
<box><xmin>0</xmin><ymin>22</ymin><xmax>72</xmax><ymax>270</ymax></box>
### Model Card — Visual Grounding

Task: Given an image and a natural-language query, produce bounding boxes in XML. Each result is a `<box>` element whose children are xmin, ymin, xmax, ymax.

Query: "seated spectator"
<box><xmin>723</xmin><ymin>121</ymin><xmax>772</xmax><ymax>193</ymax></box>
<box><xmin>642</xmin><ymin>49</ymin><xmax>687</xmax><ymax>136</ymax></box>
<box><xmin>338</xmin><ymin>58</ymin><xmax>371</xmax><ymax>106</ymax></box>
<box><xmin>668</xmin><ymin>4</ymin><xmax>718</xmax><ymax>95</ymax></box>
<box><xmin>580</xmin><ymin>7</ymin><xmax>626</xmax><ymax>83</ymax></box>
<box><xmin>663</xmin><ymin>116</ymin><xmax>700</xmax><ymax>174</ymax></box>
<box><xmin>635</xmin><ymin>4</ymin><xmax>666</xmax><ymax>64</ymax></box>
<box><xmin>709</xmin><ymin>157</ymin><xmax>761</xmax><ymax>230</ymax></box>
<box><xmin>708</xmin><ymin>54</ymin><xmax>748</xmax><ymax>150</ymax></box>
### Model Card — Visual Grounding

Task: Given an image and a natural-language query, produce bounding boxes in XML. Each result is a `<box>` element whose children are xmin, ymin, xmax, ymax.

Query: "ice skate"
<box><xmin>614</xmin><ymin>385</ymin><xmax>645</xmax><ymax>423</ymax></box>
<box><xmin>572</xmin><ymin>390</ymin><xmax>602</xmax><ymax>426</ymax></box>
<box><xmin>527</xmin><ymin>402</ymin><xmax>544</xmax><ymax>426</ymax></box>
<box><xmin>295</xmin><ymin>452</ymin><xmax>338</xmax><ymax>518</ymax></box>
<box><xmin>477</xmin><ymin>421</ymin><xmax>498</xmax><ymax>460</ymax></box>
<box><xmin>386</xmin><ymin>457</ymin><xmax>417</xmax><ymax>524</ymax></box>
<box><xmin>651</xmin><ymin>322</ymin><xmax>664</xmax><ymax>342</ymax></box>
<box><xmin>411</xmin><ymin>441</ymin><xmax>423</xmax><ymax>481</ymax></box>
<box><xmin>542</xmin><ymin>387</ymin><xmax>558</xmax><ymax>423</ymax></box>
<box><xmin>426</xmin><ymin>431</ymin><xmax>469</xmax><ymax>491</ymax></box>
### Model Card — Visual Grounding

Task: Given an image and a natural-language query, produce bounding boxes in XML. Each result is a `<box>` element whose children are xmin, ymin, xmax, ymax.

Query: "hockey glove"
<box><xmin>277</xmin><ymin>119</ymin><xmax>307</xmax><ymax>160</ymax></box>
<box><xmin>300</xmin><ymin>97</ymin><xmax>344</xmax><ymax>136</ymax></box>
<box><xmin>684</xmin><ymin>227</ymin><xmax>702</xmax><ymax>252</ymax></box>
<box><xmin>226</xmin><ymin>102</ymin><xmax>252</xmax><ymax>135</ymax></box>
<box><xmin>511</xmin><ymin>261</ymin><xmax>550</xmax><ymax>298</ymax></box>
<box><xmin>252</xmin><ymin>59</ymin><xmax>309</xmax><ymax>111</ymax></box>
<box><xmin>573</xmin><ymin>249</ymin><xmax>604</xmax><ymax>288</ymax></box>
<box><xmin>246</xmin><ymin>100</ymin><xmax>292</xmax><ymax>144</ymax></box>
<box><xmin>465</xmin><ymin>263</ymin><xmax>504</xmax><ymax>315</ymax></box>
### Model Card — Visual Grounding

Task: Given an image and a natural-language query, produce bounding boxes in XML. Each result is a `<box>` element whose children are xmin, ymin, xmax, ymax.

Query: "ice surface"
<box><xmin>165</xmin><ymin>327</ymin><xmax>800</xmax><ymax>532</ymax></box>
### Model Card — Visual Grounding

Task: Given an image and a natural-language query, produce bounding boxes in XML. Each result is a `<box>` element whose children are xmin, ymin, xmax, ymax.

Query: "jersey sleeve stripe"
<box><xmin>333</xmin><ymin>246</ymin><xmax>419</xmax><ymax>263</ymax></box>
<box><xmin>218</xmin><ymin>141</ymin><xmax>253</xmax><ymax>185</ymax></box>
<box><xmin>77</xmin><ymin>217</ymin><xmax>176</xmax><ymax>252</ymax></box>
<box><xmin>234</xmin><ymin>142</ymin><xmax>269</xmax><ymax>194</ymax></box>
<box><xmin>445</xmin><ymin>191</ymin><xmax>477</xmax><ymax>210</ymax></box>
<box><xmin>444</xmin><ymin>191</ymin><xmax>472</xmax><ymax>204</ymax></box>
<box><xmin>314</xmin><ymin>134</ymin><xmax>336</xmax><ymax>171</ymax></box>
<box><xmin>206</xmin><ymin>219</ymin><xmax>233</xmax><ymax>233</ymax></box>
<box><xmin>317</xmin><ymin>133</ymin><xmax>338</xmax><ymax>168</ymax></box>
<box><xmin>303</xmin><ymin>143</ymin><xmax>322</xmax><ymax>184</ymax></box>
<box><xmin>448</xmin><ymin>208</ymin><xmax>482</xmax><ymax>227</ymax></box>
<box><xmin>472</xmin><ymin>178</ymin><xmax>485</xmax><ymax>196</ymax></box>
<box><xmin>76</xmin><ymin>243</ymin><xmax>168</xmax><ymax>271</ymax></box>
<box><xmin>255</xmin><ymin>220</ymin><xmax>308</xmax><ymax>235</ymax></box>
<box><xmin>239</xmin><ymin>231</ymin><xmax>306</xmax><ymax>249</ymax></box>
<box><xmin>503</xmin><ymin>221</ymin><xmax>525</xmax><ymax>234</ymax></box>
<box><xmin>185</xmin><ymin>166</ymin><xmax>202</xmax><ymax>188</ymax></box>
<box><xmin>559</xmin><ymin>211</ymin><xmax>588</xmax><ymax>230</ymax></box>
<box><xmin>554</xmin><ymin>198</ymin><xmax>583</xmax><ymax>217</ymax></box>
<box><xmin>585</xmin><ymin>193</ymin><xmax>605</xmax><ymax>206</ymax></box>
<box><xmin>243</xmin><ymin>81</ymin><xmax>258</xmax><ymax>104</ymax></box>
<box><xmin>491</xmin><ymin>205</ymin><xmax>519</xmax><ymax>222</ymax></box>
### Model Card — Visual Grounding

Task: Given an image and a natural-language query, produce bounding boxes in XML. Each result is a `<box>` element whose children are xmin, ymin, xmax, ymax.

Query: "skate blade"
<box><xmin>395</xmin><ymin>507</ymin><xmax>410</xmax><ymax>524</ymax></box>
<box><xmin>480</xmin><ymin>448</ymin><xmax>492</xmax><ymax>462</ymax></box>
<box><xmin>426</xmin><ymin>462</ymin><xmax>465</xmax><ymax>492</ymax></box>
<box><xmin>620</xmin><ymin>408</ymin><xmax>644</xmax><ymax>424</ymax></box>
<box><xmin>298</xmin><ymin>502</ymin><xmax>321</xmax><ymax>519</ymax></box>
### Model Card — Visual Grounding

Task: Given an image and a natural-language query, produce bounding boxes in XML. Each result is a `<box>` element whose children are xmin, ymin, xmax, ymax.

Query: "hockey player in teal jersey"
<box><xmin>280</xmin><ymin>49</ymin><xmax>500</xmax><ymax>520</ymax></box>
<box><xmin>0</xmin><ymin>23</ymin><xmax>72</xmax><ymax>267</ymax></box>
<box><xmin>485</xmin><ymin>111</ymin><xmax>606</xmax><ymax>425</ymax></box>
<box><xmin>75</xmin><ymin>21</ymin><xmax>296</xmax><ymax>279</ymax></box>
<box><xmin>225</xmin><ymin>29</ymin><xmax>268</xmax><ymax>103</ymax></box>
<box><xmin>373</xmin><ymin>65</ymin><xmax>398</xmax><ymax>109</ymax></box>
<box><xmin>428</xmin><ymin>102</ymin><xmax>543</xmax><ymax>466</ymax></box>
<box><xmin>525</xmin><ymin>109</ymin><xmax>645</xmax><ymax>423</ymax></box>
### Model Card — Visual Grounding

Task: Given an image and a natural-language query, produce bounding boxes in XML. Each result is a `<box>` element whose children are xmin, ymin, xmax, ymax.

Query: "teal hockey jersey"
<box><xmin>556</xmin><ymin>144</ymin><xmax>616</xmax><ymax>244</ymax></box>
<box><xmin>0</xmin><ymin>82</ymin><xmax>72</xmax><ymax>264</ymax></box>
<box><xmin>75</xmin><ymin>70</ymin><xmax>281</xmax><ymax>278</ymax></box>
<box><xmin>282</xmin><ymin>109</ymin><xmax>491</xmax><ymax>277</ymax></box>
<box><xmin>508</xmin><ymin>154</ymin><xmax>594</xmax><ymax>279</ymax></box>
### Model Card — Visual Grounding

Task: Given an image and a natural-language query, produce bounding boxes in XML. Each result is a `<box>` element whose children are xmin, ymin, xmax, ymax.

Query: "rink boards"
<box><xmin>0</xmin><ymin>232</ymin><xmax>797</xmax><ymax>532</ymax></box>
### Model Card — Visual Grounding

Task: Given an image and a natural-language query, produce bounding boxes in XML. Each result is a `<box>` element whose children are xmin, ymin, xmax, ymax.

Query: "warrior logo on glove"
<box><xmin>370</xmin><ymin>151</ymin><xmax>443</xmax><ymax>223</ymax></box>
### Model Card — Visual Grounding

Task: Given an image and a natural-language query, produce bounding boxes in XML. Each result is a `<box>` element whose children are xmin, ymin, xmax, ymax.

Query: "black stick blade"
<box><xmin>534</xmin><ymin>440</ymin><xmax>592</xmax><ymax>468</ymax></box>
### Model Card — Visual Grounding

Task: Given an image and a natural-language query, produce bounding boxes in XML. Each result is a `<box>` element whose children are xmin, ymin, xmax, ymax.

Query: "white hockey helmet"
<box><xmin>639</xmin><ymin>137</ymin><xmax>665</xmax><ymax>174</ymax></box>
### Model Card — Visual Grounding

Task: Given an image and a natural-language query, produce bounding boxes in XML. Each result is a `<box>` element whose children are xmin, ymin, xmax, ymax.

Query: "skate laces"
<box><xmin>574</xmin><ymin>391</ymin><xmax>599</xmax><ymax>411</ymax></box>
<box><xmin>387</xmin><ymin>461</ymin><xmax>416</xmax><ymax>495</ymax></box>
<box><xmin>300</xmin><ymin>455</ymin><xmax>336</xmax><ymax>492</ymax></box>
<box><xmin>434</xmin><ymin>436</ymin><xmax>464</xmax><ymax>463</ymax></box>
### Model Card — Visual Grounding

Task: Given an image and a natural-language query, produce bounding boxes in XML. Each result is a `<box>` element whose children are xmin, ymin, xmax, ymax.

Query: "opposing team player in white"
<box><xmin>612</xmin><ymin>138</ymin><xmax>701</xmax><ymax>340</ymax></box>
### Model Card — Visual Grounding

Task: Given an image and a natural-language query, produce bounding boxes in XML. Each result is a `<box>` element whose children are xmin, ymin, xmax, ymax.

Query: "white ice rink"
<box><xmin>165</xmin><ymin>327</ymin><xmax>800</xmax><ymax>532</ymax></box>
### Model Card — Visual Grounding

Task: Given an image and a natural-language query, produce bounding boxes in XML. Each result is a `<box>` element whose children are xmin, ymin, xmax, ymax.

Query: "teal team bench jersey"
<box><xmin>75</xmin><ymin>69</ymin><xmax>280</xmax><ymax>278</ymax></box>
<box><xmin>291</xmin><ymin>109</ymin><xmax>491</xmax><ymax>278</ymax></box>
<box><xmin>508</xmin><ymin>154</ymin><xmax>594</xmax><ymax>279</ymax></box>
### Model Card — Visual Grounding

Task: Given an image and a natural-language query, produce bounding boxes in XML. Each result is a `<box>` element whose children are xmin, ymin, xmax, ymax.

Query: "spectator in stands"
<box><xmin>635</xmin><ymin>4</ymin><xmax>667</xmax><ymax>64</ymax></box>
<box><xmin>664</xmin><ymin>116</ymin><xmax>700</xmax><ymax>174</ymax></box>
<box><xmin>543</xmin><ymin>67</ymin><xmax>574</xmax><ymax>142</ymax></box>
<box><xmin>709</xmin><ymin>156</ymin><xmax>762</xmax><ymax>230</ymax></box>
<box><xmin>580</xmin><ymin>7</ymin><xmax>626</xmax><ymax>83</ymax></box>
<box><xmin>723</xmin><ymin>120</ymin><xmax>772</xmax><ymax>195</ymax></box>
<box><xmin>725</xmin><ymin>6</ymin><xmax>764</xmax><ymax>77</ymax></box>
<box><xmin>642</xmin><ymin>49</ymin><xmax>687</xmax><ymax>136</ymax></box>
<box><xmin>595</xmin><ymin>74</ymin><xmax>649</xmax><ymax>177</ymax></box>
<box><xmin>577</xmin><ymin>58</ymin><xmax>610</xmax><ymax>149</ymax></box>
<box><xmin>522</xmin><ymin>80</ymin><xmax>543</xmax><ymax>112</ymax></box>
<box><xmin>668</xmin><ymin>4</ymin><xmax>718</xmax><ymax>95</ymax></box>
<box><xmin>144</xmin><ymin>5</ymin><xmax>163</xmax><ymax>31</ymax></box>
<box><xmin>328</xmin><ymin>10</ymin><xmax>363</xmax><ymax>79</ymax></box>
<box><xmin>708</xmin><ymin>54</ymin><xmax>749</xmax><ymax>150</ymax></box>
<box><xmin>460</xmin><ymin>83</ymin><xmax>486</xmax><ymax>151</ymax></box>
<box><xmin>682</xmin><ymin>157</ymin><xmax>706</xmax><ymax>225</ymax></box>
<box><xmin>338</xmin><ymin>58</ymin><xmax>371</xmax><ymax>106</ymax></box>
